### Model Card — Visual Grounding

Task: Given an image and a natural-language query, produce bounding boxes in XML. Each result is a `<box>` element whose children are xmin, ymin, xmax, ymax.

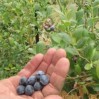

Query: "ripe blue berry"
<box><xmin>17</xmin><ymin>70</ymin><xmax>50</xmax><ymax>96</ymax></box>
<box><xmin>27</xmin><ymin>76</ymin><xmax>36</xmax><ymax>85</ymax></box>
<box><xmin>36</xmin><ymin>75</ymin><xmax>41</xmax><ymax>81</ymax></box>
<box><xmin>34</xmin><ymin>82</ymin><xmax>43</xmax><ymax>91</ymax></box>
<box><xmin>50</xmin><ymin>25</ymin><xmax>55</xmax><ymax>31</ymax></box>
<box><xmin>36</xmin><ymin>71</ymin><xmax>45</xmax><ymax>81</ymax></box>
<box><xmin>40</xmin><ymin>75</ymin><xmax>49</xmax><ymax>85</ymax></box>
<box><xmin>25</xmin><ymin>85</ymin><xmax>34</xmax><ymax>96</ymax></box>
<box><xmin>17</xmin><ymin>85</ymin><xmax>25</xmax><ymax>95</ymax></box>
<box><xmin>19</xmin><ymin>76</ymin><xmax>27</xmax><ymax>86</ymax></box>
<box><xmin>36</xmin><ymin>71</ymin><xmax>45</xmax><ymax>75</ymax></box>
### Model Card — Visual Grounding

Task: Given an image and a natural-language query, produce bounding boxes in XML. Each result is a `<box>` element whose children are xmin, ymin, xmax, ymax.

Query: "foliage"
<box><xmin>0</xmin><ymin>0</ymin><xmax>51</xmax><ymax>78</ymax></box>
<box><xmin>50</xmin><ymin>0</ymin><xmax>99</xmax><ymax>97</ymax></box>
<box><xmin>0</xmin><ymin>0</ymin><xmax>99</xmax><ymax>98</ymax></box>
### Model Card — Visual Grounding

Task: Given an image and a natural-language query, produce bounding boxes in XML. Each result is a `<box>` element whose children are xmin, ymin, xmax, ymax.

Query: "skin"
<box><xmin>0</xmin><ymin>48</ymin><xmax>70</xmax><ymax>99</ymax></box>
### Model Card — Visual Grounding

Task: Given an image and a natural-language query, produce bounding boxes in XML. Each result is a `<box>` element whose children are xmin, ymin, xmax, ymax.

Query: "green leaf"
<box><xmin>94</xmin><ymin>61</ymin><xmax>99</xmax><ymax>78</ymax></box>
<box><xmin>73</xmin><ymin>27</ymin><xmax>89</xmax><ymax>41</ymax></box>
<box><xmin>66</xmin><ymin>9</ymin><xmax>76</xmax><ymax>20</ymax></box>
<box><xmin>76</xmin><ymin>37</ymin><xmax>90</xmax><ymax>48</ymax></box>
<box><xmin>46</xmin><ymin>5</ymin><xmax>52</xmax><ymax>14</ymax></box>
<box><xmin>54</xmin><ymin>7</ymin><xmax>64</xmax><ymax>17</ymax></box>
<box><xmin>84</xmin><ymin>63</ymin><xmax>93</xmax><ymax>70</ymax></box>
<box><xmin>58</xmin><ymin>24</ymin><xmax>67</xmax><ymax>31</ymax></box>
<box><xmin>82</xmin><ymin>85</ymin><xmax>88</xmax><ymax>94</ymax></box>
<box><xmin>58</xmin><ymin>32</ymin><xmax>71</xmax><ymax>44</ymax></box>
<box><xmin>85</xmin><ymin>77</ymin><xmax>93</xmax><ymax>82</ymax></box>
<box><xmin>75</xmin><ymin>64</ymin><xmax>81</xmax><ymax>74</ymax></box>
<box><xmin>93</xmin><ymin>6</ymin><xmax>99</xmax><ymax>16</ymax></box>
<box><xmin>91</xmin><ymin>48</ymin><xmax>96</xmax><ymax>60</ymax></box>
<box><xmin>4</xmin><ymin>67</ymin><xmax>10</xmax><ymax>71</ymax></box>
<box><xmin>8</xmin><ymin>64</ymin><xmax>13</xmax><ymax>68</ymax></box>
<box><xmin>87</xmin><ymin>17</ymin><xmax>98</xmax><ymax>27</ymax></box>
<box><xmin>83</xmin><ymin>43</ymin><xmax>95</xmax><ymax>60</ymax></box>
<box><xmin>50</xmin><ymin>33</ymin><xmax>61</xmax><ymax>44</ymax></box>
<box><xmin>34</xmin><ymin>3</ymin><xmax>40</xmax><ymax>11</ymax></box>
<box><xmin>92</xmin><ymin>84</ymin><xmax>99</xmax><ymax>92</ymax></box>
<box><xmin>76</xmin><ymin>9</ymin><xmax>84</xmax><ymax>24</ymax></box>
<box><xmin>65</xmin><ymin>46</ymin><xmax>78</xmax><ymax>55</ymax></box>
<box><xmin>93</xmin><ymin>0</ymin><xmax>99</xmax><ymax>6</ymax></box>
<box><xmin>36</xmin><ymin>41</ymin><xmax>46</xmax><ymax>53</ymax></box>
<box><xmin>28</xmin><ymin>48</ymin><xmax>36</xmax><ymax>54</ymax></box>
<box><xmin>62</xmin><ymin>20</ymin><xmax>71</xmax><ymax>27</ymax></box>
<box><xmin>9</xmin><ymin>37</ymin><xmax>14</xmax><ymax>45</ymax></box>
<box><xmin>93</xmin><ymin>60</ymin><xmax>99</xmax><ymax>65</ymax></box>
<box><xmin>96</xmin><ymin>65</ymin><xmax>99</xmax><ymax>78</ymax></box>
<box><xmin>11</xmin><ymin>67</ymin><xmax>16</xmax><ymax>70</ymax></box>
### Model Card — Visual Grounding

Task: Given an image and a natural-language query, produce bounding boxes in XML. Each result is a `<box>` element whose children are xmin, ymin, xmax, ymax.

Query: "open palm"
<box><xmin>0</xmin><ymin>48</ymin><xmax>69</xmax><ymax>99</ymax></box>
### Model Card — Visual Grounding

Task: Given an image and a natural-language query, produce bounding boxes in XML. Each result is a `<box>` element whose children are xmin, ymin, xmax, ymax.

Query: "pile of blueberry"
<box><xmin>16</xmin><ymin>71</ymin><xmax>49</xmax><ymax>96</ymax></box>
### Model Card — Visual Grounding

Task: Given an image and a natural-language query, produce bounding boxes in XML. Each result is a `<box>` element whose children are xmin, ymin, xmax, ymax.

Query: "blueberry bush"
<box><xmin>0</xmin><ymin>0</ymin><xmax>51</xmax><ymax>78</ymax></box>
<box><xmin>0</xmin><ymin>0</ymin><xmax>99</xmax><ymax>98</ymax></box>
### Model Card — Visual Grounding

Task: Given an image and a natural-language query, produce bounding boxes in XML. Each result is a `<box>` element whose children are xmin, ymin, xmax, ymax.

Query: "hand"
<box><xmin>0</xmin><ymin>48</ymin><xmax>70</xmax><ymax>99</ymax></box>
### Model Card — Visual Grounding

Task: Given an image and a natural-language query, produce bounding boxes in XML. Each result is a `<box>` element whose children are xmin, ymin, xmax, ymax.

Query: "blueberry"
<box><xmin>36</xmin><ymin>71</ymin><xmax>45</xmax><ymax>81</ymax></box>
<box><xmin>36</xmin><ymin>71</ymin><xmax>45</xmax><ymax>75</ymax></box>
<box><xmin>40</xmin><ymin>75</ymin><xmax>49</xmax><ymax>86</ymax></box>
<box><xmin>25</xmin><ymin>85</ymin><xmax>34</xmax><ymax>96</ymax></box>
<box><xmin>34</xmin><ymin>82</ymin><xmax>43</xmax><ymax>91</ymax></box>
<box><xmin>27</xmin><ymin>76</ymin><xmax>36</xmax><ymax>85</ymax></box>
<box><xmin>17</xmin><ymin>85</ymin><xmax>25</xmax><ymax>95</ymax></box>
<box><xmin>36</xmin><ymin>75</ymin><xmax>41</xmax><ymax>81</ymax></box>
<box><xmin>19</xmin><ymin>76</ymin><xmax>27</xmax><ymax>86</ymax></box>
<box><xmin>50</xmin><ymin>25</ymin><xmax>55</xmax><ymax>31</ymax></box>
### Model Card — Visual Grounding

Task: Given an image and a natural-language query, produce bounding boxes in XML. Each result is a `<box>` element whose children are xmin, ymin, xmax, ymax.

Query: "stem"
<box><xmin>36</xmin><ymin>32</ymin><xmax>39</xmax><ymax>43</ymax></box>
<box><xmin>71</xmin><ymin>45</ymin><xmax>90</xmax><ymax>63</ymax></box>
<box><xmin>35</xmin><ymin>10</ymin><xmax>39</xmax><ymax>43</ymax></box>
<box><xmin>84</xmin><ymin>10</ymin><xmax>87</xmax><ymax>28</ymax></box>
<box><xmin>78</xmin><ymin>53</ymin><xmax>90</xmax><ymax>63</ymax></box>
<box><xmin>91</xmin><ymin>7</ymin><xmax>94</xmax><ymax>32</ymax></box>
<box><xmin>82</xmin><ymin>0</ymin><xmax>84</xmax><ymax>5</ymax></box>
<box><xmin>66</xmin><ymin>74</ymin><xmax>91</xmax><ymax>80</ymax></box>
<box><xmin>66</xmin><ymin>88</ymin><xmax>77</xmax><ymax>96</ymax></box>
